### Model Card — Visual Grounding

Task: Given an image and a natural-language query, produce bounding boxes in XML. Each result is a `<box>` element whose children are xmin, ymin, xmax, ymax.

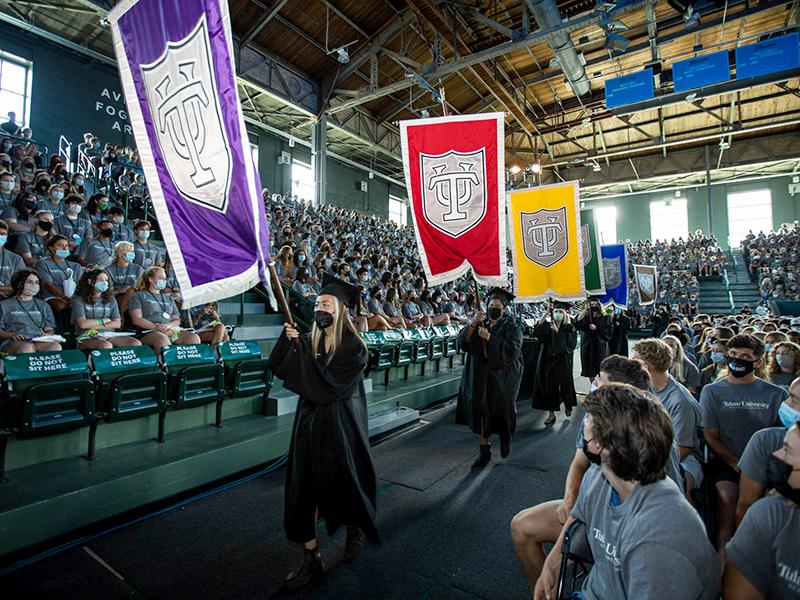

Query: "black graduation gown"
<box><xmin>532</xmin><ymin>320</ymin><xmax>578</xmax><ymax>411</ymax></box>
<box><xmin>455</xmin><ymin>315</ymin><xmax>523</xmax><ymax>442</ymax></box>
<box><xmin>268</xmin><ymin>330</ymin><xmax>380</xmax><ymax>544</ymax></box>
<box><xmin>575</xmin><ymin>312</ymin><xmax>612</xmax><ymax>378</ymax></box>
<box><xmin>608</xmin><ymin>314</ymin><xmax>631</xmax><ymax>357</ymax></box>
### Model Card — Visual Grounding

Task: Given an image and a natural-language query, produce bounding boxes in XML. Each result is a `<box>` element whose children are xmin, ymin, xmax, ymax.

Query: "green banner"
<box><xmin>90</xmin><ymin>346</ymin><xmax>158</xmax><ymax>375</ymax></box>
<box><xmin>4</xmin><ymin>350</ymin><xmax>89</xmax><ymax>381</ymax></box>
<box><xmin>162</xmin><ymin>343</ymin><xmax>217</xmax><ymax>367</ymax></box>
<box><xmin>217</xmin><ymin>340</ymin><xmax>262</xmax><ymax>361</ymax></box>
<box><xmin>580</xmin><ymin>209</ymin><xmax>607</xmax><ymax>295</ymax></box>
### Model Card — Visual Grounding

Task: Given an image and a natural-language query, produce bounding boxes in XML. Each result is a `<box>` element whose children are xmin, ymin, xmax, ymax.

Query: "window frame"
<box><xmin>0</xmin><ymin>51</ymin><xmax>33</xmax><ymax>130</ymax></box>
<box><xmin>388</xmin><ymin>194</ymin><xmax>407</xmax><ymax>226</ymax></box>
<box><xmin>726</xmin><ymin>188</ymin><xmax>772</xmax><ymax>248</ymax></box>
<box><xmin>649</xmin><ymin>197</ymin><xmax>689</xmax><ymax>242</ymax></box>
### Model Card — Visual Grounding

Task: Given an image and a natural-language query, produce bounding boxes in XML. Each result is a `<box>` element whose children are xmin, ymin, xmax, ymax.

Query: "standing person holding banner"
<box><xmin>268</xmin><ymin>278</ymin><xmax>379</xmax><ymax>591</ymax></box>
<box><xmin>532</xmin><ymin>303</ymin><xmax>578</xmax><ymax>424</ymax></box>
<box><xmin>575</xmin><ymin>298</ymin><xmax>613</xmax><ymax>384</ymax></box>
<box><xmin>456</xmin><ymin>288</ymin><xmax>523</xmax><ymax>466</ymax></box>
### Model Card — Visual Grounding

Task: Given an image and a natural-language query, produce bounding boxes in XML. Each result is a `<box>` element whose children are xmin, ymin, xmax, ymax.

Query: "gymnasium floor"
<box><xmin>0</xmin><ymin>365</ymin><xmax>590</xmax><ymax>600</ymax></box>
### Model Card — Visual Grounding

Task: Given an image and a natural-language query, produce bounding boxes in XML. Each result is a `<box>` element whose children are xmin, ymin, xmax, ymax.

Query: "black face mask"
<box><xmin>314</xmin><ymin>310</ymin><xmax>334</xmax><ymax>329</ymax></box>
<box><xmin>581</xmin><ymin>438</ymin><xmax>602</xmax><ymax>466</ymax></box>
<box><xmin>37</xmin><ymin>221</ymin><xmax>53</xmax><ymax>232</ymax></box>
<box><xmin>488</xmin><ymin>306</ymin><xmax>503</xmax><ymax>321</ymax></box>
<box><xmin>99</xmin><ymin>229</ymin><xmax>113</xmax><ymax>238</ymax></box>
<box><xmin>771</xmin><ymin>457</ymin><xmax>800</xmax><ymax>504</ymax></box>
<box><xmin>727</xmin><ymin>356</ymin><xmax>756</xmax><ymax>378</ymax></box>
<box><xmin>24</xmin><ymin>199</ymin><xmax>36</xmax><ymax>210</ymax></box>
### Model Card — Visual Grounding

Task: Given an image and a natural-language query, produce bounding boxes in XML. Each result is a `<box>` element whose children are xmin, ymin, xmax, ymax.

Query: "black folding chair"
<box><xmin>557</xmin><ymin>519</ymin><xmax>594</xmax><ymax>600</ymax></box>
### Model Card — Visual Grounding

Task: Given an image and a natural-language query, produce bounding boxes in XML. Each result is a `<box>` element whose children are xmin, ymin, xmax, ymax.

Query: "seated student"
<box><xmin>0</xmin><ymin>269</ymin><xmax>61</xmax><ymax>353</ymax></box>
<box><xmin>0</xmin><ymin>170</ymin><xmax>16</xmax><ymax>207</ymax></box>
<box><xmin>698</xmin><ymin>325</ymin><xmax>735</xmax><ymax>370</ymax></box>
<box><xmin>0</xmin><ymin>220</ymin><xmax>24</xmax><ymax>298</ymax></box>
<box><xmin>81</xmin><ymin>220</ymin><xmax>116</xmax><ymax>268</ymax></box>
<box><xmin>17</xmin><ymin>210</ymin><xmax>53</xmax><ymax>268</ymax></box>
<box><xmin>700</xmin><ymin>334</ymin><xmax>785</xmax><ymax>554</ymax></box>
<box><xmin>37</xmin><ymin>234</ymin><xmax>84</xmax><ymax>329</ymax></box>
<box><xmin>128</xmin><ymin>266</ymin><xmax>199</xmax><ymax>354</ymax></box>
<box><xmin>633</xmin><ymin>338</ymin><xmax>704</xmax><ymax>495</ymax></box>
<box><xmin>188</xmin><ymin>302</ymin><xmax>229</xmax><ymax>346</ymax></box>
<box><xmin>419</xmin><ymin>289</ymin><xmax>451</xmax><ymax>326</ymax></box>
<box><xmin>700</xmin><ymin>336</ymin><xmax>729</xmax><ymax>390</ymax></box>
<box><xmin>768</xmin><ymin>341</ymin><xmax>800</xmax><ymax>389</ymax></box>
<box><xmin>53</xmin><ymin>194</ymin><xmax>92</xmax><ymax>257</ymax></box>
<box><xmin>724</xmin><ymin>422</ymin><xmax>800</xmax><ymax>600</ymax></box>
<box><xmin>291</xmin><ymin>266</ymin><xmax>316</xmax><ymax>298</ymax></box>
<box><xmin>401</xmin><ymin>290</ymin><xmax>428</xmax><ymax>328</ymax></box>
<box><xmin>364</xmin><ymin>286</ymin><xmax>391</xmax><ymax>332</ymax></box>
<box><xmin>382</xmin><ymin>287</ymin><xmax>406</xmax><ymax>328</ymax></box>
<box><xmin>663</xmin><ymin>333</ymin><xmax>701</xmax><ymax>394</ymax></box>
<box><xmin>39</xmin><ymin>182</ymin><xmax>65</xmax><ymax>217</ymax></box>
<box><xmin>534</xmin><ymin>384</ymin><xmax>720</xmax><ymax>600</ymax></box>
<box><xmin>108</xmin><ymin>206</ymin><xmax>134</xmax><ymax>242</ymax></box>
<box><xmin>734</xmin><ymin>376</ymin><xmax>800</xmax><ymax>527</ymax></box>
<box><xmin>84</xmin><ymin>193</ymin><xmax>110</xmax><ymax>226</ymax></box>
<box><xmin>2</xmin><ymin>189</ymin><xmax>36</xmax><ymax>235</ymax></box>
<box><xmin>132</xmin><ymin>220</ymin><xmax>162</xmax><ymax>269</ymax></box>
<box><xmin>72</xmin><ymin>269</ymin><xmax>140</xmax><ymax>350</ymax></box>
<box><xmin>106</xmin><ymin>241</ymin><xmax>143</xmax><ymax>315</ymax></box>
<box><xmin>511</xmin><ymin>355</ymin><xmax>652</xmax><ymax>592</ymax></box>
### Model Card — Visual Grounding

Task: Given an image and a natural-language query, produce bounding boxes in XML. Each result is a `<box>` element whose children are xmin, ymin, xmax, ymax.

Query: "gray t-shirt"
<box><xmin>700</xmin><ymin>378</ymin><xmax>785</xmax><ymax>459</ymax></box>
<box><xmin>16</xmin><ymin>232</ymin><xmax>49</xmax><ymax>262</ymax></box>
<box><xmin>106</xmin><ymin>262</ymin><xmax>144</xmax><ymax>290</ymax></box>
<box><xmin>682</xmin><ymin>359</ymin><xmax>701</xmax><ymax>389</ymax></box>
<box><xmin>53</xmin><ymin>214</ymin><xmax>92</xmax><ymax>246</ymax></box>
<box><xmin>71</xmin><ymin>296</ymin><xmax>122</xmax><ymax>333</ymax></box>
<box><xmin>769</xmin><ymin>371</ymin><xmax>796</xmax><ymax>389</ymax></box>
<box><xmin>133</xmin><ymin>240</ymin><xmax>162</xmax><ymax>269</ymax></box>
<box><xmin>651</xmin><ymin>375</ymin><xmax>702</xmax><ymax>454</ymax></box>
<box><xmin>0</xmin><ymin>249</ymin><xmax>24</xmax><ymax>287</ymax></box>
<box><xmin>402</xmin><ymin>302</ymin><xmax>421</xmax><ymax>319</ymax></box>
<box><xmin>36</xmin><ymin>258</ymin><xmax>84</xmax><ymax>294</ymax></box>
<box><xmin>82</xmin><ymin>238</ymin><xmax>116</xmax><ymax>268</ymax></box>
<box><xmin>128</xmin><ymin>290</ymin><xmax>179</xmax><ymax>324</ymax></box>
<box><xmin>726</xmin><ymin>495</ymin><xmax>800</xmax><ymax>598</ymax></box>
<box><xmin>38</xmin><ymin>199</ymin><xmax>64</xmax><ymax>217</ymax></box>
<box><xmin>0</xmin><ymin>297</ymin><xmax>56</xmax><ymax>336</ymax></box>
<box><xmin>571</xmin><ymin>467</ymin><xmax>720</xmax><ymax>600</ymax></box>
<box><xmin>367</xmin><ymin>297</ymin><xmax>383</xmax><ymax>315</ymax></box>
<box><xmin>738</xmin><ymin>426</ymin><xmax>788</xmax><ymax>486</ymax></box>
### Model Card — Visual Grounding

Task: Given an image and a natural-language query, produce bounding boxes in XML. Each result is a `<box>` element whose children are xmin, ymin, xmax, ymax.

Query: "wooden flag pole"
<box><xmin>472</xmin><ymin>274</ymin><xmax>488</xmax><ymax>358</ymax></box>
<box><xmin>269</xmin><ymin>263</ymin><xmax>295</xmax><ymax>328</ymax></box>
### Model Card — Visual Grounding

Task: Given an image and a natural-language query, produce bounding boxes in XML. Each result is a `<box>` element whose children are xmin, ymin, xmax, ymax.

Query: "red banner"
<box><xmin>400</xmin><ymin>113</ymin><xmax>507</xmax><ymax>286</ymax></box>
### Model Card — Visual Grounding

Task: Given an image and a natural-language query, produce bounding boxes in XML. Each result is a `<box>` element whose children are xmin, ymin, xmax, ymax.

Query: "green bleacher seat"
<box><xmin>1</xmin><ymin>351</ymin><xmax>95</xmax><ymax>479</ymax></box>
<box><xmin>427</xmin><ymin>327</ymin><xmax>446</xmax><ymax>364</ymax></box>
<box><xmin>161</xmin><ymin>344</ymin><xmax>225</xmax><ymax>425</ymax></box>
<box><xmin>404</xmin><ymin>328</ymin><xmax>431</xmax><ymax>365</ymax></box>
<box><xmin>436</xmin><ymin>325</ymin><xmax>458</xmax><ymax>359</ymax></box>
<box><xmin>89</xmin><ymin>346</ymin><xmax>167</xmax><ymax>451</ymax></box>
<box><xmin>361</xmin><ymin>332</ymin><xmax>395</xmax><ymax>383</ymax></box>
<box><xmin>218</xmin><ymin>340</ymin><xmax>271</xmax><ymax>407</ymax></box>
<box><xmin>383</xmin><ymin>329</ymin><xmax>414</xmax><ymax>380</ymax></box>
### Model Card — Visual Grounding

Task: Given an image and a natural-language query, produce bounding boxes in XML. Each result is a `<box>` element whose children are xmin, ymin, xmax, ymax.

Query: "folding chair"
<box><xmin>557</xmin><ymin>519</ymin><xmax>594</xmax><ymax>600</ymax></box>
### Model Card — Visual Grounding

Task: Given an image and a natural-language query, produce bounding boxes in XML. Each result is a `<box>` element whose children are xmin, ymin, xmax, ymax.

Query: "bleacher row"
<box><xmin>0</xmin><ymin>324</ymin><xmax>468</xmax><ymax>481</ymax></box>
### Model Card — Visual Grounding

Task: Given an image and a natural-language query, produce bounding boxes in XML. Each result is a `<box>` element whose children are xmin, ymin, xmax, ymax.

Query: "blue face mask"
<box><xmin>155</xmin><ymin>279</ymin><xmax>167</xmax><ymax>290</ymax></box>
<box><xmin>94</xmin><ymin>281</ymin><xmax>109</xmax><ymax>292</ymax></box>
<box><xmin>711</xmin><ymin>351</ymin><xmax>727</xmax><ymax>364</ymax></box>
<box><xmin>137</xmin><ymin>230</ymin><xmax>150</xmax><ymax>240</ymax></box>
<box><xmin>764</xmin><ymin>343</ymin><xmax>774</xmax><ymax>354</ymax></box>
<box><xmin>0</xmin><ymin>235</ymin><xmax>7</xmax><ymax>247</ymax></box>
<box><xmin>125</xmin><ymin>251</ymin><xmax>136</xmax><ymax>261</ymax></box>
<box><xmin>55</xmin><ymin>249</ymin><xmax>70</xmax><ymax>259</ymax></box>
<box><xmin>779</xmin><ymin>401</ymin><xmax>800</xmax><ymax>428</ymax></box>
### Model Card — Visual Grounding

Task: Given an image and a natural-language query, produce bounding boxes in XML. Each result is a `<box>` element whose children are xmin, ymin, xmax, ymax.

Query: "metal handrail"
<box><xmin>0</xmin><ymin>132</ymin><xmax>49</xmax><ymax>160</ymax></box>
<box><xmin>58</xmin><ymin>135</ymin><xmax>72</xmax><ymax>172</ymax></box>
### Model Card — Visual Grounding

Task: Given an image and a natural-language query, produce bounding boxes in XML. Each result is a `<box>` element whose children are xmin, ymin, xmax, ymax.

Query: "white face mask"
<box><xmin>0</xmin><ymin>181</ymin><xmax>13</xmax><ymax>191</ymax></box>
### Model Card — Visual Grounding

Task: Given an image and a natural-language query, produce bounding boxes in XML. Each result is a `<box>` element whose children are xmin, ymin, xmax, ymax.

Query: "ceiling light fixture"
<box><xmin>510</xmin><ymin>165</ymin><xmax>522</xmax><ymax>175</ymax></box>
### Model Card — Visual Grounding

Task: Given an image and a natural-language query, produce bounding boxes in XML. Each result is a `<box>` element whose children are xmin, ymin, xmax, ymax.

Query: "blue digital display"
<box><xmin>673</xmin><ymin>50</ymin><xmax>730</xmax><ymax>92</ymax></box>
<box><xmin>605</xmin><ymin>68</ymin><xmax>655</xmax><ymax>108</ymax></box>
<box><xmin>735</xmin><ymin>32</ymin><xmax>800</xmax><ymax>79</ymax></box>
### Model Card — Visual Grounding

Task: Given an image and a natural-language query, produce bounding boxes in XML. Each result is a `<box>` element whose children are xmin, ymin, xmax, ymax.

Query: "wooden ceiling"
<box><xmin>1</xmin><ymin>0</ymin><xmax>798</xmax><ymax>178</ymax></box>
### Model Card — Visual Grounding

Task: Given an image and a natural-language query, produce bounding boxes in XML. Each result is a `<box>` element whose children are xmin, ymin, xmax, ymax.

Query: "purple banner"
<box><xmin>108</xmin><ymin>0</ymin><xmax>271</xmax><ymax>308</ymax></box>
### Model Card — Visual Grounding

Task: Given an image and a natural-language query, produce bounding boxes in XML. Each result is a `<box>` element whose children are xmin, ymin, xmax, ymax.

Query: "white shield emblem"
<box><xmin>141</xmin><ymin>16</ymin><xmax>232</xmax><ymax>212</ymax></box>
<box><xmin>603</xmin><ymin>257</ymin><xmax>622</xmax><ymax>289</ymax></box>
<box><xmin>638</xmin><ymin>273</ymin><xmax>655</xmax><ymax>294</ymax></box>
<box><xmin>520</xmin><ymin>207</ymin><xmax>569</xmax><ymax>268</ymax></box>
<box><xmin>580</xmin><ymin>224</ymin><xmax>591</xmax><ymax>266</ymax></box>
<box><xmin>420</xmin><ymin>149</ymin><xmax>487</xmax><ymax>238</ymax></box>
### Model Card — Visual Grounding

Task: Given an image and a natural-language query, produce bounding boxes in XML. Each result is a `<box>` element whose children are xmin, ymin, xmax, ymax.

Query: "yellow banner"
<box><xmin>509</xmin><ymin>182</ymin><xmax>586</xmax><ymax>301</ymax></box>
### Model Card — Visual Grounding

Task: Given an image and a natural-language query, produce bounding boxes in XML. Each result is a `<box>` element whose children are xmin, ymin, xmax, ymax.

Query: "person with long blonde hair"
<box><xmin>268</xmin><ymin>282</ymin><xmax>379</xmax><ymax>591</ymax></box>
<box><xmin>768</xmin><ymin>340</ymin><xmax>800</xmax><ymax>388</ymax></box>
<box><xmin>662</xmin><ymin>334</ymin><xmax>701</xmax><ymax>394</ymax></box>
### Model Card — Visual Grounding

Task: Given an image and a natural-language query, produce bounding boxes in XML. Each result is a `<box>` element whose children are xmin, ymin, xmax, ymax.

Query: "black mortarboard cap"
<box><xmin>320</xmin><ymin>272</ymin><xmax>362</xmax><ymax>311</ymax></box>
<box><xmin>488</xmin><ymin>287</ymin><xmax>515</xmax><ymax>305</ymax></box>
